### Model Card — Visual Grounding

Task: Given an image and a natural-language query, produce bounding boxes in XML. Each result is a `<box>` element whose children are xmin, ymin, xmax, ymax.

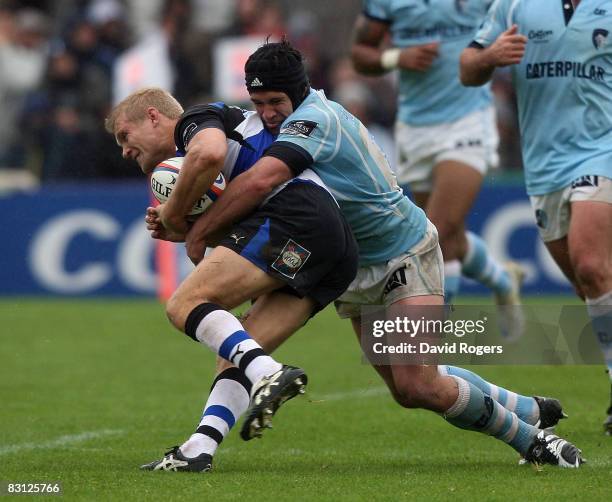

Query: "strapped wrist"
<box><xmin>380</xmin><ymin>48</ymin><xmax>401</xmax><ymax>70</ymax></box>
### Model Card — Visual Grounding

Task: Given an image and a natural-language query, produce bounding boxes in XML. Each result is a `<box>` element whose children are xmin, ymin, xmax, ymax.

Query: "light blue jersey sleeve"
<box><xmin>362</xmin><ymin>0</ymin><xmax>391</xmax><ymax>21</ymax></box>
<box><xmin>277</xmin><ymin>104</ymin><xmax>337</xmax><ymax>164</ymax></box>
<box><xmin>473</xmin><ymin>0</ymin><xmax>516</xmax><ymax>47</ymax></box>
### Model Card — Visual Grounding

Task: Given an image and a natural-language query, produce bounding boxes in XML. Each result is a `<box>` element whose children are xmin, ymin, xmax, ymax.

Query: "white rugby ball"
<box><xmin>151</xmin><ymin>157</ymin><xmax>226</xmax><ymax>216</ymax></box>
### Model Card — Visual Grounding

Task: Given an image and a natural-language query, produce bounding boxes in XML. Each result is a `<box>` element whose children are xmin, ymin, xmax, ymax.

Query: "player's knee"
<box><xmin>165</xmin><ymin>292</ymin><xmax>187</xmax><ymax>331</ymax></box>
<box><xmin>166</xmin><ymin>291</ymin><xmax>205</xmax><ymax>332</ymax></box>
<box><xmin>572</xmin><ymin>253</ymin><xmax>609</xmax><ymax>292</ymax></box>
<box><xmin>433</xmin><ymin>221</ymin><xmax>463</xmax><ymax>251</ymax></box>
<box><xmin>392</xmin><ymin>381</ymin><xmax>435</xmax><ymax>409</ymax></box>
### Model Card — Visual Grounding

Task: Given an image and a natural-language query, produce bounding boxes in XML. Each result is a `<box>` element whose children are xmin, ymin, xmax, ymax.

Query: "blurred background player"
<box><xmin>460</xmin><ymin>0</ymin><xmax>612</xmax><ymax>434</ymax></box>
<box><xmin>105</xmin><ymin>87</ymin><xmax>358</xmax><ymax>471</ymax></box>
<box><xmin>350</xmin><ymin>0</ymin><xmax>525</xmax><ymax>340</ymax></box>
<box><xmin>188</xmin><ymin>39</ymin><xmax>583</xmax><ymax>468</ymax></box>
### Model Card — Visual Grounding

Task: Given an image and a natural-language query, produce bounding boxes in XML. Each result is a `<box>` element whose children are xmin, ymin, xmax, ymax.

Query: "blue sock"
<box><xmin>443</xmin><ymin>376</ymin><xmax>539</xmax><ymax>455</ymax></box>
<box><xmin>181</xmin><ymin>368</ymin><xmax>251</xmax><ymax>458</ymax></box>
<box><xmin>444</xmin><ymin>260</ymin><xmax>461</xmax><ymax>305</ymax></box>
<box><xmin>439</xmin><ymin>365</ymin><xmax>540</xmax><ymax>425</ymax></box>
<box><xmin>462</xmin><ymin>232</ymin><xmax>511</xmax><ymax>296</ymax></box>
<box><xmin>586</xmin><ymin>290</ymin><xmax>612</xmax><ymax>380</ymax></box>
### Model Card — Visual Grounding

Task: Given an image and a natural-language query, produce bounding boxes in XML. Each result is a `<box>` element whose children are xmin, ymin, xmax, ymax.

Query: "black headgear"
<box><xmin>245</xmin><ymin>40</ymin><xmax>310</xmax><ymax>110</ymax></box>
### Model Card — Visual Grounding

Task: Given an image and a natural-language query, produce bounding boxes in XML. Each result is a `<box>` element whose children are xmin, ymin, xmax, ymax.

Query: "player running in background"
<box><xmin>350</xmin><ymin>0</ymin><xmax>525</xmax><ymax>340</ymax></box>
<box><xmin>105</xmin><ymin>88</ymin><xmax>359</xmax><ymax>471</ymax></box>
<box><xmin>460</xmin><ymin>0</ymin><xmax>612</xmax><ymax>435</ymax></box>
<box><xmin>186</xmin><ymin>39</ymin><xmax>583</xmax><ymax>468</ymax></box>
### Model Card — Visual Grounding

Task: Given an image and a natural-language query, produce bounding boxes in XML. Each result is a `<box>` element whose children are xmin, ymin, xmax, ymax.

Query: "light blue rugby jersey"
<box><xmin>275</xmin><ymin>89</ymin><xmax>429</xmax><ymax>266</ymax></box>
<box><xmin>363</xmin><ymin>0</ymin><xmax>493</xmax><ymax>125</ymax></box>
<box><xmin>474</xmin><ymin>0</ymin><xmax>612</xmax><ymax>195</ymax></box>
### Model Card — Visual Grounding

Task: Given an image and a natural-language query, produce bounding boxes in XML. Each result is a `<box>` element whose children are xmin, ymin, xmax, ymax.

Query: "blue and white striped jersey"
<box><xmin>174</xmin><ymin>102</ymin><xmax>330</xmax><ymax>198</ymax></box>
<box><xmin>474</xmin><ymin>0</ymin><xmax>612</xmax><ymax>195</ymax></box>
<box><xmin>363</xmin><ymin>0</ymin><xmax>493</xmax><ymax>125</ymax></box>
<box><xmin>175</xmin><ymin>103</ymin><xmax>275</xmax><ymax>181</ymax></box>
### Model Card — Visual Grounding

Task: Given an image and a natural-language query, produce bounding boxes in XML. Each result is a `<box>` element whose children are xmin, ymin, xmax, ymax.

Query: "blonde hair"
<box><xmin>105</xmin><ymin>87</ymin><xmax>184</xmax><ymax>134</ymax></box>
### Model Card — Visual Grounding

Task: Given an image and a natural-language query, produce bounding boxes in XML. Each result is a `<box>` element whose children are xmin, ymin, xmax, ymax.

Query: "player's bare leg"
<box><xmin>142</xmin><ymin>248</ymin><xmax>308</xmax><ymax>471</ymax></box>
<box><xmin>569</xmin><ymin>200</ymin><xmax>612</xmax><ymax>434</ymax></box>
<box><xmin>174</xmin><ymin>292</ymin><xmax>316</xmax><ymax>464</ymax></box>
<box><xmin>544</xmin><ymin>236</ymin><xmax>584</xmax><ymax>298</ymax></box>
<box><xmin>415</xmin><ymin>160</ymin><xmax>524</xmax><ymax>339</ymax></box>
<box><xmin>351</xmin><ymin>295</ymin><xmax>581</xmax><ymax>467</ymax></box>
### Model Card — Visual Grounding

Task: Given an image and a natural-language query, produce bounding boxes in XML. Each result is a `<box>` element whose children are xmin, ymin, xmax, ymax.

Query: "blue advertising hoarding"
<box><xmin>0</xmin><ymin>179</ymin><xmax>573</xmax><ymax>296</ymax></box>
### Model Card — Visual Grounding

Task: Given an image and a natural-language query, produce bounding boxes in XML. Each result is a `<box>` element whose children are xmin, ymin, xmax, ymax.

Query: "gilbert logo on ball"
<box><xmin>151</xmin><ymin>157</ymin><xmax>226</xmax><ymax>216</ymax></box>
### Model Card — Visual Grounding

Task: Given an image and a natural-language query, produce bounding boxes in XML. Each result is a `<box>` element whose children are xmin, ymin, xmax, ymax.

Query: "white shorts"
<box><xmin>394</xmin><ymin>107</ymin><xmax>500</xmax><ymax>192</ymax></box>
<box><xmin>334</xmin><ymin>221</ymin><xmax>444</xmax><ymax>319</ymax></box>
<box><xmin>530</xmin><ymin>175</ymin><xmax>612</xmax><ymax>242</ymax></box>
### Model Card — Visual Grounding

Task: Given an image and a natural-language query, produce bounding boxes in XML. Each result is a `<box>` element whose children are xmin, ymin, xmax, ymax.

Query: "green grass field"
<box><xmin>1</xmin><ymin>298</ymin><xmax>610</xmax><ymax>501</ymax></box>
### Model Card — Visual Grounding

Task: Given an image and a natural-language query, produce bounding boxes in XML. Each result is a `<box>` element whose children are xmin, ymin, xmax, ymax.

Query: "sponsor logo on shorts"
<box><xmin>271</xmin><ymin>239</ymin><xmax>311</xmax><ymax>279</ymax></box>
<box><xmin>455</xmin><ymin>138</ymin><xmax>482</xmax><ymax>149</ymax></box>
<box><xmin>230</xmin><ymin>233</ymin><xmax>246</xmax><ymax>244</ymax></box>
<box><xmin>571</xmin><ymin>175</ymin><xmax>599</xmax><ymax>189</ymax></box>
<box><xmin>384</xmin><ymin>266</ymin><xmax>408</xmax><ymax>296</ymax></box>
<box><xmin>535</xmin><ymin>209</ymin><xmax>548</xmax><ymax>229</ymax></box>
<box><xmin>280</xmin><ymin>120</ymin><xmax>318</xmax><ymax>137</ymax></box>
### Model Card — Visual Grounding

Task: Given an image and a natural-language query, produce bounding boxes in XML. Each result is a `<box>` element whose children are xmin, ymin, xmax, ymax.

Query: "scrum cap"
<box><xmin>245</xmin><ymin>39</ymin><xmax>310</xmax><ymax>109</ymax></box>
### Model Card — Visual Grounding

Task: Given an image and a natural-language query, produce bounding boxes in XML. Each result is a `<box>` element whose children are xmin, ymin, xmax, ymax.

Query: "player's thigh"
<box><xmin>427</xmin><ymin>160</ymin><xmax>484</xmax><ymax>230</ymax></box>
<box><xmin>215</xmin><ymin>292</ymin><xmax>316</xmax><ymax>374</ymax></box>
<box><xmin>412</xmin><ymin>191</ymin><xmax>430</xmax><ymax>210</ymax></box>
<box><xmin>386</xmin><ymin>294</ymin><xmax>444</xmax><ymax>393</ymax></box>
<box><xmin>171</xmin><ymin>246</ymin><xmax>284</xmax><ymax>325</ymax></box>
<box><xmin>241</xmin><ymin>292</ymin><xmax>317</xmax><ymax>353</ymax></box>
<box><xmin>568</xmin><ymin>200</ymin><xmax>612</xmax><ymax>285</ymax></box>
<box><xmin>544</xmin><ymin>236</ymin><xmax>580</xmax><ymax>290</ymax></box>
<box><xmin>350</xmin><ymin>316</ymin><xmax>400</xmax><ymax>398</ymax></box>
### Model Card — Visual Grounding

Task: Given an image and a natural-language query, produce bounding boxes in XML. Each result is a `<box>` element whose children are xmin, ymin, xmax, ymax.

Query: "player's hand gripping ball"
<box><xmin>150</xmin><ymin>157</ymin><xmax>226</xmax><ymax>216</ymax></box>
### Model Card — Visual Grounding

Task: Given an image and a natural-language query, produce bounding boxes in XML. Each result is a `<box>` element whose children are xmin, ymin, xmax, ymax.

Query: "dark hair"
<box><xmin>245</xmin><ymin>38</ymin><xmax>310</xmax><ymax>109</ymax></box>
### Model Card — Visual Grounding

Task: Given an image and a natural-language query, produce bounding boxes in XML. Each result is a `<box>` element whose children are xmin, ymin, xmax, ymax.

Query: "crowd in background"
<box><xmin>0</xmin><ymin>0</ymin><xmax>522</xmax><ymax>185</ymax></box>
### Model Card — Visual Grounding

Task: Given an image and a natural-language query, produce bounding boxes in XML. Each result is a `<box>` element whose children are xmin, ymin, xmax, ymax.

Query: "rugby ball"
<box><xmin>151</xmin><ymin>157</ymin><xmax>226</xmax><ymax>216</ymax></box>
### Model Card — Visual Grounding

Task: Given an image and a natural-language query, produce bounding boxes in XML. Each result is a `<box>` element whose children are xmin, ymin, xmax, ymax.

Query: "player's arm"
<box><xmin>350</xmin><ymin>14</ymin><xmax>390</xmax><ymax>75</ymax></box>
<box><xmin>185</xmin><ymin>155</ymin><xmax>294</xmax><ymax>263</ymax></box>
<box><xmin>161</xmin><ymin>128</ymin><xmax>227</xmax><ymax>233</ymax></box>
<box><xmin>460</xmin><ymin>25</ymin><xmax>527</xmax><ymax>86</ymax></box>
<box><xmin>161</xmin><ymin>109</ymin><xmax>229</xmax><ymax>234</ymax></box>
<box><xmin>351</xmin><ymin>13</ymin><xmax>439</xmax><ymax>74</ymax></box>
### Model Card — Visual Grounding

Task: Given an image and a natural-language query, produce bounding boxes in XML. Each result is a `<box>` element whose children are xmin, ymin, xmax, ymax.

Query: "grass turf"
<box><xmin>0</xmin><ymin>297</ymin><xmax>610</xmax><ymax>501</ymax></box>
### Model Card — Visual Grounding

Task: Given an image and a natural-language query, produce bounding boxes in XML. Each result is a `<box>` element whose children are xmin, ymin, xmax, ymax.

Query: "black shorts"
<box><xmin>219</xmin><ymin>181</ymin><xmax>358</xmax><ymax>312</ymax></box>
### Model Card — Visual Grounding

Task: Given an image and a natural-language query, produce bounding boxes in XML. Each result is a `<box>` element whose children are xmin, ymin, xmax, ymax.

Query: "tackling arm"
<box><xmin>161</xmin><ymin>127</ymin><xmax>228</xmax><ymax>234</ymax></box>
<box><xmin>185</xmin><ymin>156</ymin><xmax>294</xmax><ymax>263</ymax></box>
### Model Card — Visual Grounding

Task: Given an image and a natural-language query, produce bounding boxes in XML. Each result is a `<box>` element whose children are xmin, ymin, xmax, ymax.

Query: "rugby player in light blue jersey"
<box><xmin>350</xmin><ymin>0</ymin><xmax>526</xmax><ymax>341</ymax></box>
<box><xmin>190</xmin><ymin>39</ymin><xmax>583</xmax><ymax>468</ymax></box>
<box><xmin>461</xmin><ymin>0</ymin><xmax>612</xmax><ymax>435</ymax></box>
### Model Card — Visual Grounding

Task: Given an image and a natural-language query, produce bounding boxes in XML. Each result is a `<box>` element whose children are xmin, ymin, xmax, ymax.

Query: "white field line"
<box><xmin>0</xmin><ymin>429</ymin><xmax>125</xmax><ymax>456</ymax></box>
<box><xmin>0</xmin><ymin>389</ymin><xmax>386</xmax><ymax>456</ymax></box>
<box><xmin>309</xmin><ymin>386</ymin><xmax>388</xmax><ymax>402</ymax></box>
